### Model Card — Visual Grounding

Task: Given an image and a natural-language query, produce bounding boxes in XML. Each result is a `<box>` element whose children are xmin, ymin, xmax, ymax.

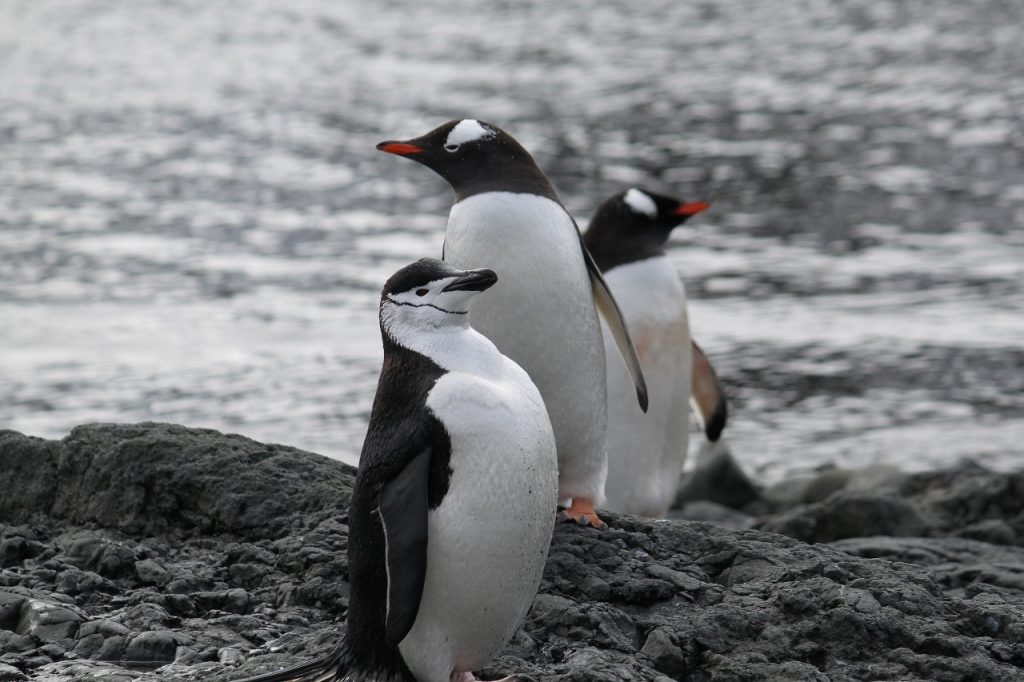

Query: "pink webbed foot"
<box><xmin>556</xmin><ymin>497</ymin><xmax>608</xmax><ymax>529</ymax></box>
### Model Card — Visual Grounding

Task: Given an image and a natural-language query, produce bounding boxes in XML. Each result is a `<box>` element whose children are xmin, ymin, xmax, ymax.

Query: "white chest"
<box><xmin>601</xmin><ymin>255</ymin><xmax>693</xmax><ymax>516</ymax></box>
<box><xmin>603</xmin><ymin>255</ymin><xmax>688</xmax><ymax>333</ymax></box>
<box><xmin>445</xmin><ymin>193</ymin><xmax>591</xmax><ymax>313</ymax></box>
<box><xmin>397</xmin><ymin>328</ymin><xmax>558</xmax><ymax>677</ymax></box>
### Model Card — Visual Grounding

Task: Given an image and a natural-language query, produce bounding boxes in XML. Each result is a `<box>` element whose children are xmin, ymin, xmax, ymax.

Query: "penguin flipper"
<box><xmin>378</xmin><ymin>447</ymin><xmax>431</xmax><ymax>647</ymax></box>
<box><xmin>689</xmin><ymin>341</ymin><xmax>728</xmax><ymax>441</ymax></box>
<box><xmin>579</xmin><ymin>235</ymin><xmax>649</xmax><ymax>412</ymax></box>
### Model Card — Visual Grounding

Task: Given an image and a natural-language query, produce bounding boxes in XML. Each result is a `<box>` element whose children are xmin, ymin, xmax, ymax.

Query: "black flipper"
<box><xmin>378</xmin><ymin>447</ymin><xmax>431</xmax><ymax>647</ymax></box>
<box><xmin>690</xmin><ymin>341</ymin><xmax>728</xmax><ymax>442</ymax></box>
<box><xmin>578</xmin><ymin>232</ymin><xmax>649</xmax><ymax>412</ymax></box>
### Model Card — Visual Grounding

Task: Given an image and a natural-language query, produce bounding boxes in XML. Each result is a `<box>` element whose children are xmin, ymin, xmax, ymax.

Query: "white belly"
<box><xmin>445</xmin><ymin>192</ymin><xmax>608</xmax><ymax>502</ymax></box>
<box><xmin>398</xmin><ymin>332</ymin><xmax>558</xmax><ymax>681</ymax></box>
<box><xmin>601</xmin><ymin>256</ymin><xmax>692</xmax><ymax>517</ymax></box>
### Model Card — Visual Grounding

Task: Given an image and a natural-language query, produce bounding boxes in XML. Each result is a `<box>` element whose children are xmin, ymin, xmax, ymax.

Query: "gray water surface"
<box><xmin>1</xmin><ymin>0</ymin><xmax>1022</xmax><ymax>482</ymax></box>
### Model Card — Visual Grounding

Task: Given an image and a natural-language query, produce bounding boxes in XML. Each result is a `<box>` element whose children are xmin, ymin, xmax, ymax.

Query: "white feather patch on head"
<box><xmin>623</xmin><ymin>188</ymin><xmax>657</xmax><ymax>218</ymax></box>
<box><xmin>446</xmin><ymin>120</ymin><xmax>494</xmax><ymax>147</ymax></box>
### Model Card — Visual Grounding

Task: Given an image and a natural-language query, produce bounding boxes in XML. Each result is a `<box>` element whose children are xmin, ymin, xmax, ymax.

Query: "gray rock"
<box><xmin>59</xmin><ymin>532</ymin><xmax>137</xmax><ymax>579</ymax></box>
<box><xmin>759</xmin><ymin>491</ymin><xmax>928</xmax><ymax>542</ymax></box>
<box><xmin>124</xmin><ymin>631</ymin><xmax>178</xmax><ymax>664</ymax></box>
<box><xmin>759</xmin><ymin>464</ymin><xmax>907</xmax><ymax>513</ymax></box>
<box><xmin>227</xmin><ymin>562</ymin><xmax>268</xmax><ymax>588</ymax></box>
<box><xmin>217</xmin><ymin>646</ymin><xmax>243</xmax><ymax>666</ymax></box>
<box><xmin>78</xmin><ymin>618</ymin><xmax>130</xmax><ymax>640</ymax></box>
<box><xmin>674</xmin><ymin>439</ymin><xmax>760</xmax><ymax>510</ymax></box>
<box><xmin>0</xmin><ymin>662</ymin><xmax>27</xmax><ymax>681</ymax></box>
<box><xmin>640</xmin><ymin>627</ymin><xmax>691</xmax><ymax>678</ymax></box>
<box><xmin>0</xmin><ymin>633</ymin><xmax>34</xmax><ymax>655</ymax></box>
<box><xmin>0</xmin><ymin>423</ymin><xmax>353</xmax><ymax>540</ymax></box>
<box><xmin>115</xmin><ymin>602</ymin><xmax>175</xmax><ymax>631</ymax></box>
<box><xmin>32</xmin><ymin>660</ymin><xmax>142</xmax><ymax>680</ymax></box>
<box><xmin>134</xmin><ymin>559</ymin><xmax>169</xmax><ymax>586</ymax></box>
<box><xmin>96</xmin><ymin>635</ymin><xmax>127</xmax><ymax>661</ymax></box>
<box><xmin>15</xmin><ymin>599</ymin><xmax>83</xmax><ymax>642</ymax></box>
<box><xmin>957</xmin><ymin>518</ymin><xmax>1017</xmax><ymax>545</ymax></box>
<box><xmin>667</xmin><ymin>500</ymin><xmax>756</xmax><ymax>529</ymax></box>
<box><xmin>2</xmin><ymin>424</ymin><xmax>1024</xmax><ymax>681</ymax></box>
<box><xmin>0</xmin><ymin>593</ymin><xmax>25</xmax><ymax>631</ymax></box>
<box><xmin>761</xmin><ymin>473</ymin><xmax>818</xmax><ymax>509</ymax></box>
<box><xmin>56</xmin><ymin>567</ymin><xmax>109</xmax><ymax>596</ymax></box>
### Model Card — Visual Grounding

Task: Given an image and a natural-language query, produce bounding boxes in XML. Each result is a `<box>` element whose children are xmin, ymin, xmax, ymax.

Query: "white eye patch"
<box><xmin>445</xmin><ymin>120</ymin><xmax>494</xmax><ymax>148</ymax></box>
<box><xmin>623</xmin><ymin>188</ymin><xmax>657</xmax><ymax>218</ymax></box>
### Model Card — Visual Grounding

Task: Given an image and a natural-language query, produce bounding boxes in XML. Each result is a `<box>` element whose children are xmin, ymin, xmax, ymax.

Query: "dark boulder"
<box><xmin>1</xmin><ymin>424</ymin><xmax>1022</xmax><ymax>681</ymax></box>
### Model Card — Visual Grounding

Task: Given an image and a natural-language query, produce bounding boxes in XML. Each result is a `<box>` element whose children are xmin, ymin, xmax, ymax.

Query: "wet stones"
<box><xmin>0</xmin><ymin>659</ymin><xmax>25</xmax><ymax>675</ymax></box>
<box><xmin>14</xmin><ymin>598</ymin><xmax>83</xmax><ymax>643</ymax></box>
<box><xmin>123</xmin><ymin>630</ymin><xmax>178</xmax><ymax>664</ymax></box>
<box><xmin>675</xmin><ymin>440</ymin><xmax>761</xmax><ymax>510</ymax></box>
<box><xmin>55</xmin><ymin>567</ymin><xmax>110</xmax><ymax>597</ymax></box>
<box><xmin>0</xmin><ymin>533</ymin><xmax>47</xmax><ymax>569</ymax></box>
<box><xmin>2</xmin><ymin>424</ymin><xmax>1024</xmax><ymax>680</ymax></box>
<box><xmin>759</xmin><ymin>491</ymin><xmax>928</xmax><ymax>543</ymax></box>
<box><xmin>134</xmin><ymin>559</ymin><xmax>169</xmax><ymax>586</ymax></box>
<box><xmin>59</xmin><ymin>531</ymin><xmax>137</xmax><ymax>580</ymax></box>
<box><xmin>640</xmin><ymin>628</ymin><xmax>691</xmax><ymax>678</ymax></box>
<box><xmin>73</xmin><ymin>618</ymin><xmax>130</xmax><ymax>660</ymax></box>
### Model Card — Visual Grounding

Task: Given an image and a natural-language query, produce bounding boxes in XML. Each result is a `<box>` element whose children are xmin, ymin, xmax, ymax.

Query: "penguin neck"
<box><xmin>449</xmin><ymin>156</ymin><xmax>562</xmax><ymax>205</ymax></box>
<box><xmin>383</xmin><ymin>322</ymin><xmax>503</xmax><ymax>377</ymax></box>
<box><xmin>584</xmin><ymin>229</ymin><xmax>669</xmax><ymax>273</ymax></box>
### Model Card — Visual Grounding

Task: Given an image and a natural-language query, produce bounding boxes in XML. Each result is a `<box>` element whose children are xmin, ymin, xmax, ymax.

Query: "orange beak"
<box><xmin>674</xmin><ymin>201</ymin><xmax>711</xmax><ymax>216</ymax></box>
<box><xmin>376</xmin><ymin>141</ymin><xmax>424</xmax><ymax>156</ymax></box>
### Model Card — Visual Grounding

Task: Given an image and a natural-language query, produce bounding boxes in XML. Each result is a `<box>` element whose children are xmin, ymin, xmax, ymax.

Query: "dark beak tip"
<box><xmin>443</xmin><ymin>269</ymin><xmax>498</xmax><ymax>292</ymax></box>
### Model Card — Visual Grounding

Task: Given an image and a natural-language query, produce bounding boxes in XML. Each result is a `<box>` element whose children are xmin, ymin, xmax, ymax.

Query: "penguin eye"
<box><xmin>415</xmin><ymin>288</ymin><xmax>429</xmax><ymax>296</ymax></box>
<box><xmin>443</xmin><ymin>143</ymin><xmax>460</xmax><ymax>153</ymax></box>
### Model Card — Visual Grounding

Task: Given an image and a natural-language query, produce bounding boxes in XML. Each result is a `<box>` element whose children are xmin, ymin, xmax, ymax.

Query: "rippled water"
<box><xmin>2</xmin><ymin>0</ymin><xmax>1022</xmax><ymax>482</ymax></box>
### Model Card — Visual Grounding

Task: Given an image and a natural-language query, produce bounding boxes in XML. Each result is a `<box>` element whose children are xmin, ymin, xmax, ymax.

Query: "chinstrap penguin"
<box><xmin>234</xmin><ymin>258</ymin><xmax>558</xmax><ymax>682</ymax></box>
<box><xmin>583</xmin><ymin>188</ymin><xmax>728</xmax><ymax>517</ymax></box>
<box><xmin>377</xmin><ymin>119</ymin><xmax>647</xmax><ymax>529</ymax></box>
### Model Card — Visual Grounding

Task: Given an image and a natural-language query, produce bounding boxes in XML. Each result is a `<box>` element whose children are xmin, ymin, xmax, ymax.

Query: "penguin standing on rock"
<box><xmin>583</xmin><ymin>188</ymin><xmax>728</xmax><ymax>517</ymax></box>
<box><xmin>377</xmin><ymin>120</ymin><xmax>648</xmax><ymax>529</ymax></box>
<box><xmin>235</xmin><ymin>258</ymin><xmax>558</xmax><ymax>682</ymax></box>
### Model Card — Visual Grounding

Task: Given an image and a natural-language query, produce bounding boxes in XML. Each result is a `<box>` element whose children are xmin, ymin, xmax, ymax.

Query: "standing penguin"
<box><xmin>235</xmin><ymin>258</ymin><xmax>557</xmax><ymax>682</ymax></box>
<box><xmin>583</xmin><ymin>188</ymin><xmax>728</xmax><ymax>517</ymax></box>
<box><xmin>377</xmin><ymin>120</ymin><xmax>647</xmax><ymax>529</ymax></box>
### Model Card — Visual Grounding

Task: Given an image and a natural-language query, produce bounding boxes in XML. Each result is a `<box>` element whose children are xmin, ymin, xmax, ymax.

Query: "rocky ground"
<box><xmin>1</xmin><ymin>423</ymin><xmax>1023</xmax><ymax>681</ymax></box>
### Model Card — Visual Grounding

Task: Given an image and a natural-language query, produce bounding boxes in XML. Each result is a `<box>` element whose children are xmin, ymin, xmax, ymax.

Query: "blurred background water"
<box><xmin>1</xmin><ymin>0</ymin><xmax>1021</xmax><ymax>483</ymax></box>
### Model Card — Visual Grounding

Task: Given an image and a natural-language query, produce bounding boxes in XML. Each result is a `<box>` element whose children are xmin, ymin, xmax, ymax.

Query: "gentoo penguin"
<box><xmin>235</xmin><ymin>258</ymin><xmax>557</xmax><ymax>682</ymax></box>
<box><xmin>377</xmin><ymin>119</ymin><xmax>647</xmax><ymax>529</ymax></box>
<box><xmin>583</xmin><ymin>188</ymin><xmax>728</xmax><ymax>517</ymax></box>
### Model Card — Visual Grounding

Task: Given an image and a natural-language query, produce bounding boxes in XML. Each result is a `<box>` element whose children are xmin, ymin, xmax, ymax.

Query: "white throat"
<box><xmin>384</xmin><ymin>309</ymin><xmax>503</xmax><ymax>377</ymax></box>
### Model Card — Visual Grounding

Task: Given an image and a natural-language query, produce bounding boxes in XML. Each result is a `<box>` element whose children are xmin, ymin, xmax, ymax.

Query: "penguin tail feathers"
<box><xmin>229</xmin><ymin>641</ymin><xmax>350</xmax><ymax>682</ymax></box>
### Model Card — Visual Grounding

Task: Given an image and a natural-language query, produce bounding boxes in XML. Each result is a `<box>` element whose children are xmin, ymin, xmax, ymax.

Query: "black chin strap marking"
<box><xmin>387</xmin><ymin>296</ymin><xmax>469</xmax><ymax>315</ymax></box>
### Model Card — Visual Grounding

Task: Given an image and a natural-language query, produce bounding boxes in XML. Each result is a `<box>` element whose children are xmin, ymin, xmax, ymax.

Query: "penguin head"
<box><xmin>583</xmin><ymin>188</ymin><xmax>710</xmax><ymax>271</ymax></box>
<box><xmin>606</xmin><ymin>188</ymin><xmax>709</xmax><ymax>241</ymax></box>
<box><xmin>377</xmin><ymin>120</ymin><xmax>543</xmax><ymax>194</ymax></box>
<box><xmin>380</xmin><ymin>258</ymin><xmax>498</xmax><ymax>338</ymax></box>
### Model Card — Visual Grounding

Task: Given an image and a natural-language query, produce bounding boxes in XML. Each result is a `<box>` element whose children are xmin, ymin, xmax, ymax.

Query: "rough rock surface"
<box><xmin>2</xmin><ymin>423</ymin><xmax>1023</xmax><ymax>681</ymax></box>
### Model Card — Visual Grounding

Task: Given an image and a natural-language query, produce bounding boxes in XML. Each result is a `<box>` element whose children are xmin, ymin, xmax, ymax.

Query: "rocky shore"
<box><xmin>1</xmin><ymin>423</ymin><xmax>1022</xmax><ymax>681</ymax></box>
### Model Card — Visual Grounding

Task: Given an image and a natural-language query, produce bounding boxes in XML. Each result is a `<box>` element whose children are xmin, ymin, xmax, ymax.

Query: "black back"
<box><xmin>344</xmin><ymin>329</ymin><xmax>452</xmax><ymax>677</ymax></box>
<box><xmin>382</xmin><ymin>120</ymin><xmax>561</xmax><ymax>204</ymax></box>
<box><xmin>583</xmin><ymin>189</ymin><xmax>700</xmax><ymax>273</ymax></box>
